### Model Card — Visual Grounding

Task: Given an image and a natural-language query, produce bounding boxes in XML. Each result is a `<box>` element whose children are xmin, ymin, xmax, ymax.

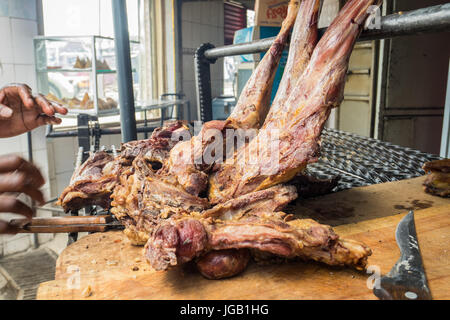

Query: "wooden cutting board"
<box><xmin>37</xmin><ymin>176</ymin><xmax>450</xmax><ymax>300</ymax></box>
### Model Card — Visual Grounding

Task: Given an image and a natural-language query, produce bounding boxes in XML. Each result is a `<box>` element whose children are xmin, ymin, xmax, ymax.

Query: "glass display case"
<box><xmin>34</xmin><ymin>35</ymin><xmax>140</xmax><ymax>116</ymax></box>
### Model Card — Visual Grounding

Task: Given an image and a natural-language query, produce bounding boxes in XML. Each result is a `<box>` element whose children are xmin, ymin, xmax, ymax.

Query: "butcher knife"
<box><xmin>373</xmin><ymin>210</ymin><xmax>432</xmax><ymax>300</ymax></box>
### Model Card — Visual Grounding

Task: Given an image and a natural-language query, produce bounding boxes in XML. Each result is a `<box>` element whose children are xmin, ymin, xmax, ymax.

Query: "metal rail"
<box><xmin>195</xmin><ymin>4</ymin><xmax>450</xmax><ymax>122</ymax></box>
<box><xmin>204</xmin><ymin>3</ymin><xmax>450</xmax><ymax>60</ymax></box>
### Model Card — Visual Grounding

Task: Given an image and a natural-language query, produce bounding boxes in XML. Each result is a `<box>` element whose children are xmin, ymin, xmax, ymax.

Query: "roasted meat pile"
<box><xmin>58</xmin><ymin>0</ymin><xmax>379</xmax><ymax>279</ymax></box>
<box><xmin>423</xmin><ymin>159</ymin><xmax>450</xmax><ymax>198</ymax></box>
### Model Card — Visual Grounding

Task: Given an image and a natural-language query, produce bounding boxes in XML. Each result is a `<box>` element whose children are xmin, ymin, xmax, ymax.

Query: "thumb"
<box><xmin>0</xmin><ymin>104</ymin><xmax>13</xmax><ymax>119</ymax></box>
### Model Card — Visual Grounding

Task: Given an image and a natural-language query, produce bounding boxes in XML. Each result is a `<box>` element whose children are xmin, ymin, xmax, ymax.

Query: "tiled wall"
<box><xmin>181</xmin><ymin>0</ymin><xmax>225</xmax><ymax>121</ymax></box>
<box><xmin>0</xmin><ymin>0</ymin><xmax>54</xmax><ymax>256</ymax></box>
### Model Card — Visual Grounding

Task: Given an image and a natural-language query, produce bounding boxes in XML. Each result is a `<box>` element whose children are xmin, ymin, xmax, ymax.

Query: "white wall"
<box><xmin>0</xmin><ymin>0</ymin><xmax>55</xmax><ymax>256</ymax></box>
<box><xmin>181</xmin><ymin>0</ymin><xmax>225</xmax><ymax>120</ymax></box>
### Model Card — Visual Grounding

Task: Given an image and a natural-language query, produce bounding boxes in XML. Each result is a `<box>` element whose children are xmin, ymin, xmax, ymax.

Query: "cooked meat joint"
<box><xmin>145</xmin><ymin>215</ymin><xmax>371</xmax><ymax>272</ymax></box>
<box><xmin>422</xmin><ymin>159</ymin><xmax>450</xmax><ymax>198</ymax></box>
<box><xmin>58</xmin><ymin>0</ymin><xmax>377</xmax><ymax>280</ymax></box>
<box><xmin>196</xmin><ymin>249</ymin><xmax>251</xmax><ymax>280</ymax></box>
<box><xmin>57</xmin><ymin>151</ymin><xmax>119</xmax><ymax>212</ymax></box>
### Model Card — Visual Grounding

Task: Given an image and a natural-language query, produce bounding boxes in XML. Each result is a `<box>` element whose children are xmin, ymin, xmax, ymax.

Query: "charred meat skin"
<box><xmin>201</xmin><ymin>184</ymin><xmax>297</xmax><ymax>221</ymax></box>
<box><xmin>144</xmin><ymin>218</ymin><xmax>208</xmax><ymax>271</ymax></box>
<box><xmin>57</xmin><ymin>151</ymin><xmax>119</xmax><ymax>212</ymax></box>
<box><xmin>111</xmin><ymin>156</ymin><xmax>210</xmax><ymax>245</ymax></box>
<box><xmin>209</xmin><ymin>0</ymin><xmax>381</xmax><ymax>204</ymax></box>
<box><xmin>228</xmin><ymin>0</ymin><xmax>301</xmax><ymax>130</ymax></box>
<box><xmin>422</xmin><ymin>159</ymin><xmax>450</xmax><ymax>198</ymax></box>
<box><xmin>145</xmin><ymin>215</ymin><xmax>371</xmax><ymax>272</ymax></box>
<box><xmin>291</xmin><ymin>173</ymin><xmax>340</xmax><ymax>198</ymax></box>
<box><xmin>263</xmin><ymin>0</ymin><xmax>321</xmax><ymax>126</ymax></box>
<box><xmin>58</xmin><ymin>121</ymin><xmax>189</xmax><ymax>213</ymax></box>
<box><xmin>196</xmin><ymin>249</ymin><xmax>251</xmax><ymax>280</ymax></box>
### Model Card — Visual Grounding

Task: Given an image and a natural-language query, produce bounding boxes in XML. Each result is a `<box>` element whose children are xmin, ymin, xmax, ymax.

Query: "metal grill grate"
<box><xmin>306</xmin><ymin>128</ymin><xmax>442</xmax><ymax>192</ymax></box>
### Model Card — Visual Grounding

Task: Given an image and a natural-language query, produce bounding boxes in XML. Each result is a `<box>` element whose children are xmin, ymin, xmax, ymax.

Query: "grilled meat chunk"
<box><xmin>196</xmin><ymin>249</ymin><xmax>251</xmax><ymax>280</ymax></box>
<box><xmin>423</xmin><ymin>159</ymin><xmax>450</xmax><ymax>198</ymax></box>
<box><xmin>111</xmin><ymin>156</ymin><xmax>210</xmax><ymax>245</ymax></box>
<box><xmin>57</xmin><ymin>151</ymin><xmax>119</xmax><ymax>212</ymax></box>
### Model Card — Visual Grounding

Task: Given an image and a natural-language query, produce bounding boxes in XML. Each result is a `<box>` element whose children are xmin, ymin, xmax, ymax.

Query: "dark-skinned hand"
<box><xmin>0</xmin><ymin>155</ymin><xmax>45</xmax><ymax>234</ymax></box>
<box><xmin>0</xmin><ymin>83</ymin><xmax>68</xmax><ymax>138</ymax></box>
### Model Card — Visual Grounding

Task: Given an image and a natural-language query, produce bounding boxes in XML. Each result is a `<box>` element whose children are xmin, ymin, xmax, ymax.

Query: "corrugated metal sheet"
<box><xmin>224</xmin><ymin>2</ymin><xmax>247</xmax><ymax>45</ymax></box>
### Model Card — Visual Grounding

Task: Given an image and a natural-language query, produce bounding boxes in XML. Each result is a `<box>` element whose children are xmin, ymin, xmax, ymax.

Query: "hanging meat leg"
<box><xmin>162</xmin><ymin>0</ymin><xmax>301</xmax><ymax>197</ymax></box>
<box><xmin>209</xmin><ymin>0</ymin><xmax>381</xmax><ymax>204</ymax></box>
<box><xmin>263</xmin><ymin>0</ymin><xmax>321</xmax><ymax>126</ymax></box>
<box><xmin>227</xmin><ymin>0</ymin><xmax>301</xmax><ymax>130</ymax></box>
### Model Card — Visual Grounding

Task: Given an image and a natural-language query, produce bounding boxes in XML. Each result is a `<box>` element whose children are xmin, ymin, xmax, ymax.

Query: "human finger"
<box><xmin>0</xmin><ymin>155</ymin><xmax>45</xmax><ymax>187</ymax></box>
<box><xmin>35</xmin><ymin>94</ymin><xmax>55</xmax><ymax>116</ymax></box>
<box><xmin>16</xmin><ymin>84</ymin><xmax>35</xmax><ymax>109</ymax></box>
<box><xmin>0</xmin><ymin>104</ymin><xmax>13</xmax><ymax>119</ymax></box>
<box><xmin>0</xmin><ymin>172</ymin><xmax>45</xmax><ymax>204</ymax></box>
<box><xmin>0</xmin><ymin>220</ymin><xmax>20</xmax><ymax>235</ymax></box>
<box><xmin>0</xmin><ymin>196</ymin><xmax>34</xmax><ymax>219</ymax></box>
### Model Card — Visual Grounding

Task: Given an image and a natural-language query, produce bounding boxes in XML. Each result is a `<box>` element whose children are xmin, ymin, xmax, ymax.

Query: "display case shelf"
<box><xmin>34</xmin><ymin>35</ymin><xmax>140</xmax><ymax>117</ymax></box>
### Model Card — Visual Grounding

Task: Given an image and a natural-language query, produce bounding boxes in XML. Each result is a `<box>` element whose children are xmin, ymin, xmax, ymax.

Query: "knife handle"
<box><xmin>9</xmin><ymin>215</ymin><xmax>114</xmax><ymax>233</ymax></box>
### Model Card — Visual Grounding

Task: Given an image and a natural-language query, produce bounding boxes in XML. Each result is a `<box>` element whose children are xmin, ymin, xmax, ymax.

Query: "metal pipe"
<box><xmin>204</xmin><ymin>4</ymin><xmax>450</xmax><ymax>60</ymax></box>
<box><xmin>27</xmin><ymin>131</ymin><xmax>39</xmax><ymax>248</ymax></box>
<box><xmin>45</xmin><ymin>126</ymin><xmax>158</xmax><ymax>138</ymax></box>
<box><xmin>112</xmin><ymin>0</ymin><xmax>137</xmax><ymax>142</ymax></box>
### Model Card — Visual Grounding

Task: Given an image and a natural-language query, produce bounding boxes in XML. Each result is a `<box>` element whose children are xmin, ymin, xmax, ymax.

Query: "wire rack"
<box><xmin>306</xmin><ymin>128</ymin><xmax>442</xmax><ymax>192</ymax></box>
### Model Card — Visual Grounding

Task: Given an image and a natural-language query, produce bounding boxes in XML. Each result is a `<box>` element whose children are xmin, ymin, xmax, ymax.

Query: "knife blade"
<box><xmin>373</xmin><ymin>210</ymin><xmax>432</xmax><ymax>300</ymax></box>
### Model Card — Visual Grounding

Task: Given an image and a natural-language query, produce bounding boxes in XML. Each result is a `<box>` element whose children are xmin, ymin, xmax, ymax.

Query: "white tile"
<box><xmin>52</xmin><ymin>137</ymin><xmax>76</xmax><ymax>174</ymax></box>
<box><xmin>216</xmin><ymin>27</ymin><xmax>224</xmax><ymax>46</ymax></box>
<box><xmin>0</xmin><ymin>135</ymin><xmax>23</xmax><ymax>155</ymax></box>
<box><xmin>3</xmin><ymin>234</ymin><xmax>32</xmax><ymax>255</ymax></box>
<box><xmin>211</xmin><ymin>59</ymin><xmax>224</xmax><ymax>81</ymax></box>
<box><xmin>37</xmin><ymin>233</ymin><xmax>54</xmax><ymax>245</ymax></box>
<box><xmin>9</xmin><ymin>0</ymin><xmax>36</xmax><ymax>20</ymax></box>
<box><xmin>0</xmin><ymin>0</ymin><xmax>9</xmax><ymax>17</ymax></box>
<box><xmin>200</xmin><ymin>2</ymin><xmax>209</xmax><ymax>25</ymax></box>
<box><xmin>191</xmin><ymin>2</ymin><xmax>201</xmax><ymax>24</ymax></box>
<box><xmin>10</xmin><ymin>18</ymin><xmax>37</xmax><ymax>65</ymax></box>
<box><xmin>200</xmin><ymin>24</ymin><xmax>210</xmax><ymax>44</ymax></box>
<box><xmin>49</xmin><ymin>177</ymin><xmax>57</xmax><ymax>198</ymax></box>
<box><xmin>192</xmin><ymin>24</ymin><xmax>202</xmax><ymax>48</ymax></box>
<box><xmin>182</xmin><ymin>21</ymin><xmax>193</xmax><ymax>48</ymax></box>
<box><xmin>0</xmin><ymin>62</ymin><xmax>15</xmax><ymax>87</ymax></box>
<box><xmin>182</xmin><ymin>80</ymin><xmax>197</xmax><ymax>121</ymax></box>
<box><xmin>0</xmin><ymin>17</ymin><xmax>13</xmax><ymax>64</ymax></box>
<box><xmin>14</xmin><ymin>64</ymin><xmax>36</xmax><ymax>91</ymax></box>
<box><xmin>182</xmin><ymin>54</ymin><xmax>194</xmax><ymax>81</ymax></box>
<box><xmin>55</xmin><ymin>171</ymin><xmax>73</xmax><ymax>196</ymax></box>
<box><xmin>31</xmin><ymin>148</ymin><xmax>50</xmax><ymax>179</ymax></box>
<box><xmin>181</xmin><ymin>1</ymin><xmax>192</xmax><ymax>22</ymax></box>
<box><xmin>30</xmin><ymin>125</ymin><xmax>47</xmax><ymax>151</ymax></box>
<box><xmin>211</xmin><ymin>79</ymin><xmax>224</xmax><ymax>98</ymax></box>
<box><xmin>40</xmin><ymin>185</ymin><xmax>51</xmax><ymax>201</ymax></box>
<box><xmin>46</xmin><ymin>141</ymin><xmax>56</xmax><ymax>180</ymax></box>
<box><xmin>218</xmin><ymin>3</ymin><xmax>224</xmax><ymax>27</ymax></box>
<box><xmin>210</xmin><ymin>2</ymin><xmax>220</xmax><ymax>26</ymax></box>
<box><xmin>109</xmin><ymin>134</ymin><xmax>122</xmax><ymax>147</ymax></box>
